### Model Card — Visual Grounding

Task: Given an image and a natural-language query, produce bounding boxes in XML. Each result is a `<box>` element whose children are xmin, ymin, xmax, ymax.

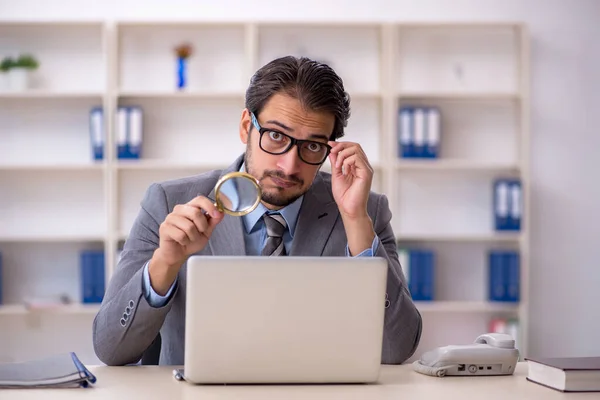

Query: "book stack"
<box><xmin>398</xmin><ymin>248</ymin><xmax>435</xmax><ymax>301</ymax></box>
<box><xmin>398</xmin><ymin>106</ymin><xmax>441</xmax><ymax>159</ymax></box>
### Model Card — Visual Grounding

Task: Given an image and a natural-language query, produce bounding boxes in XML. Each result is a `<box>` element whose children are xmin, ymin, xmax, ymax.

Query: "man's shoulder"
<box><xmin>149</xmin><ymin>169</ymin><xmax>224</xmax><ymax>205</ymax></box>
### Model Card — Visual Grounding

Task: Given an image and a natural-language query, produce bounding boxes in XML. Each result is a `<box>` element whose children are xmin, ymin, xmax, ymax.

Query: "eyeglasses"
<box><xmin>250</xmin><ymin>112</ymin><xmax>332</xmax><ymax>166</ymax></box>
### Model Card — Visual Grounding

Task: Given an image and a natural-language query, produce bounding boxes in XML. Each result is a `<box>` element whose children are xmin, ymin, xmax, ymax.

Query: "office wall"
<box><xmin>1</xmin><ymin>0</ymin><xmax>599</xmax><ymax>358</ymax></box>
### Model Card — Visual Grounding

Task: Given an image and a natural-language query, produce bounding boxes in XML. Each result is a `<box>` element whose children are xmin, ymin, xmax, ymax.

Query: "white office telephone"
<box><xmin>412</xmin><ymin>333</ymin><xmax>519</xmax><ymax>377</ymax></box>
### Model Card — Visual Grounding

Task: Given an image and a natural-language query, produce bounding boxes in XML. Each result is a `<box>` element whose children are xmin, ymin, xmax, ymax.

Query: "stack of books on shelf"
<box><xmin>88</xmin><ymin>106</ymin><xmax>144</xmax><ymax>161</ymax></box>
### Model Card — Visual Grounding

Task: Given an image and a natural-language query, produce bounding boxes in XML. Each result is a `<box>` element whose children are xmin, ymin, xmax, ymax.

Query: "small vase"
<box><xmin>177</xmin><ymin>56</ymin><xmax>187</xmax><ymax>90</ymax></box>
<box><xmin>8</xmin><ymin>68</ymin><xmax>29</xmax><ymax>92</ymax></box>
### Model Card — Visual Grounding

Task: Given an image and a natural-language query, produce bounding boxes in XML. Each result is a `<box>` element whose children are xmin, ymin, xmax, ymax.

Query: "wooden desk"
<box><xmin>1</xmin><ymin>362</ymin><xmax>595</xmax><ymax>399</ymax></box>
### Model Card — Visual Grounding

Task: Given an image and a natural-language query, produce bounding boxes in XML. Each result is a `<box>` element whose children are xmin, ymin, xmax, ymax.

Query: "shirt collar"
<box><xmin>239</xmin><ymin>162</ymin><xmax>304</xmax><ymax>238</ymax></box>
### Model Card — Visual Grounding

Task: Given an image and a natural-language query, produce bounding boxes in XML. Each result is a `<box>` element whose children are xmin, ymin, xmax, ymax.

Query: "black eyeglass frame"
<box><xmin>250</xmin><ymin>112</ymin><xmax>332</xmax><ymax>166</ymax></box>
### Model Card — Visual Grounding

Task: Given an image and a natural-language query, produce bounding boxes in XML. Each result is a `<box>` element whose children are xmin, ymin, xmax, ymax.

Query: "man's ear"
<box><xmin>239</xmin><ymin>108</ymin><xmax>251</xmax><ymax>144</ymax></box>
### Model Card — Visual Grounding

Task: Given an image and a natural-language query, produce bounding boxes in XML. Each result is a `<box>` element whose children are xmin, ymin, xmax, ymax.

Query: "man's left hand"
<box><xmin>328</xmin><ymin>141</ymin><xmax>374</xmax><ymax>221</ymax></box>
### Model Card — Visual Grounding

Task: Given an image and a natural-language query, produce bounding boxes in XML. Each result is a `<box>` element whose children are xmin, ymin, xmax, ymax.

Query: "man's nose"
<box><xmin>277</xmin><ymin>146</ymin><xmax>302</xmax><ymax>176</ymax></box>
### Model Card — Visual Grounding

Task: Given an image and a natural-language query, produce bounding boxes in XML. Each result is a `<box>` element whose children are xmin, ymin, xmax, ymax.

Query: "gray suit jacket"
<box><xmin>92</xmin><ymin>154</ymin><xmax>422</xmax><ymax>366</ymax></box>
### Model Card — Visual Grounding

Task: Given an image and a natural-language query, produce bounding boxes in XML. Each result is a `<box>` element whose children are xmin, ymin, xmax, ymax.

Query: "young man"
<box><xmin>92</xmin><ymin>56</ymin><xmax>422</xmax><ymax>366</ymax></box>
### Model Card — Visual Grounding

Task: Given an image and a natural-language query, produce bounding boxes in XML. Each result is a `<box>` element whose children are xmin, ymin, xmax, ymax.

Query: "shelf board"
<box><xmin>398</xmin><ymin>92</ymin><xmax>519</xmax><ymax>101</ymax></box>
<box><xmin>415</xmin><ymin>301</ymin><xmax>519</xmax><ymax>313</ymax></box>
<box><xmin>117</xmin><ymin>90</ymin><xmax>245</xmax><ymax>100</ymax></box>
<box><xmin>397</xmin><ymin>233</ymin><xmax>522</xmax><ymax>243</ymax></box>
<box><xmin>0</xmin><ymin>234</ymin><xmax>106</xmax><ymax>243</ymax></box>
<box><xmin>395</xmin><ymin>159</ymin><xmax>520</xmax><ymax>173</ymax></box>
<box><xmin>116</xmin><ymin>160</ymin><xmax>228</xmax><ymax>171</ymax></box>
<box><xmin>0</xmin><ymin>303</ymin><xmax>100</xmax><ymax>316</ymax></box>
<box><xmin>0</xmin><ymin>164</ymin><xmax>105</xmax><ymax>171</ymax></box>
<box><xmin>0</xmin><ymin>91</ymin><xmax>104</xmax><ymax>100</ymax></box>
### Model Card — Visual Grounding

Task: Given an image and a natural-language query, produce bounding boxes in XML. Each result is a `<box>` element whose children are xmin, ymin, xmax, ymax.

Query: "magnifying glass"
<box><xmin>212</xmin><ymin>171</ymin><xmax>262</xmax><ymax>217</ymax></box>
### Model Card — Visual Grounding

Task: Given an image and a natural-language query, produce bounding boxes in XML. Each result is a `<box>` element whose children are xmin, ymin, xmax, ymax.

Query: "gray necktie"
<box><xmin>261</xmin><ymin>213</ymin><xmax>287</xmax><ymax>256</ymax></box>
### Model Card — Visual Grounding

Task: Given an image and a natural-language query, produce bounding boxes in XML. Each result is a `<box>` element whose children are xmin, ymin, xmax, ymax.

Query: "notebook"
<box><xmin>0</xmin><ymin>352</ymin><xmax>96</xmax><ymax>388</ymax></box>
<box><xmin>525</xmin><ymin>356</ymin><xmax>600</xmax><ymax>392</ymax></box>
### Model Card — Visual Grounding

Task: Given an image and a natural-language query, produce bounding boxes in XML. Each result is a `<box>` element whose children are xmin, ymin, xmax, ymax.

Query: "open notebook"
<box><xmin>0</xmin><ymin>352</ymin><xmax>96</xmax><ymax>388</ymax></box>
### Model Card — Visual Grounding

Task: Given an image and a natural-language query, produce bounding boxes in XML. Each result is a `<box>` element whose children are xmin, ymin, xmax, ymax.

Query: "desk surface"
<box><xmin>2</xmin><ymin>362</ymin><xmax>596</xmax><ymax>399</ymax></box>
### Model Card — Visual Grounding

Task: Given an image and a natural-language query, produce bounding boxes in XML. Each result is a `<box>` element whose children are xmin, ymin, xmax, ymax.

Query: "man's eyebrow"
<box><xmin>265</xmin><ymin>120</ymin><xmax>293</xmax><ymax>132</ymax></box>
<box><xmin>265</xmin><ymin>120</ymin><xmax>329</xmax><ymax>141</ymax></box>
<box><xmin>308</xmin><ymin>133</ymin><xmax>330</xmax><ymax>141</ymax></box>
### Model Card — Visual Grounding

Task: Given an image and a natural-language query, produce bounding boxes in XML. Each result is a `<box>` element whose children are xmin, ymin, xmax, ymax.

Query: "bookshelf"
<box><xmin>0</xmin><ymin>20</ymin><xmax>529</xmax><ymax>365</ymax></box>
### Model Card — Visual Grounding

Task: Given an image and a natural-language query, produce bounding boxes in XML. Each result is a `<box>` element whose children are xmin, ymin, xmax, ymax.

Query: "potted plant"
<box><xmin>9</xmin><ymin>53</ymin><xmax>39</xmax><ymax>91</ymax></box>
<box><xmin>174</xmin><ymin>43</ymin><xmax>193</xmax><ymax>91</ymax></box>
<box><xmin>0</xmin><ymin>56</ymin><xmax>15</xmax><ymax>92</ymax></box>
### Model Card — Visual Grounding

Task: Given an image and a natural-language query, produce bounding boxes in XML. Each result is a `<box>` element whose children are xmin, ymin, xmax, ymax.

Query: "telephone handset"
<box><xmin>412</xmin><ymin>333</ymin><xmax>519</xmax><ymax>377</ymax></box>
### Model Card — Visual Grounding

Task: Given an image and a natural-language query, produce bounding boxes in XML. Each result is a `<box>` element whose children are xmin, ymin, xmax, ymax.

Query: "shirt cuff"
<box><xmin>346</xmin><ymin>235</ymin><xmax>381</xmax><ymax>257</ymax></box>
<box><xmin>142</xmin><ymin>260</ymin><xmax>177</xmax><ymax>308</ymax></box>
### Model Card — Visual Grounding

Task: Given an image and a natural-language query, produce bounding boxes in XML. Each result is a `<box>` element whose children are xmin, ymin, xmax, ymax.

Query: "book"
<box><xmin>0</xmin><ymin>352</ymin><xmax>96</xmax><ymax>388</ymax></box>
<box><xmin>525</xmin><ymin>356</ymin><xmax>600</xmax><ymax>392</ymax></box>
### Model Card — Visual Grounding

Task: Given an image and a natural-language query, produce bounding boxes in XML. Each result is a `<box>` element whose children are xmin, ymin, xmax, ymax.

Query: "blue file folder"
<box><xmin>408</xmin><ymin>249</ymin><xmax>435</xmax><ymax>301</ymax></box>
<box><xmin>488</xmin><ymin>250</ymin><xmax>520</xmax><ymax>302</ymax></box>
<box><xmin>399</xmin><ymin>107</ymin><xmax>414</xmax><ymax>158</ymax></box>
<box><xmin>493</xmin><ymin>178</ymin><xmax>522</xmax><ymax>231</ymax></box>
<box><xmin>425</xmin><ymin>107</ymin><xmax>441</xmax><ymax>158</ymax></box>
<box><xmin>89</xmin><ymin>107</ymin><xmax>104</xmax><ymax>161</ymax></box>
<box><xmin>80</xmin><ymin>250</ymin><xmax>105</xmax><ymax>304</ymax></box>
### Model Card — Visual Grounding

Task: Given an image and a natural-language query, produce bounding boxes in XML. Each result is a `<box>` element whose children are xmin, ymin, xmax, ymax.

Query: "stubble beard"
<box><xmin>244</xmin><ymin>143</ymin><xmax>306</xmax><ymax>208</ymax></box>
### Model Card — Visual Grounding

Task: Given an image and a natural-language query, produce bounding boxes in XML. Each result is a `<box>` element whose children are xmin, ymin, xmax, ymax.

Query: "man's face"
<box><xmin>239</xmin><ymin>93</ymin><xmax>335</xmax><ymax>210</ymax></box>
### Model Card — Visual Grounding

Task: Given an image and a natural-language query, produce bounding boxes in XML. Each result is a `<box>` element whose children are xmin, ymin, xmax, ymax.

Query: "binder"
<box><xmin>128</xmin><ymin>106</ymin><xmax>143</xmax><ymax>159</ymax></box>
<box><xmin>425</xmin><ymin>107</ymin><xmax>441</xmax><ymax>158</ymax></box>
<box><xmin>488</xmin><ymin>250</ymin><xmax>520</xmax><ymax>302</ymax></box>
<box><xmin>488</xmin><ymin>250</ymin><xmax>506</xmax><ymax>301</ymax></box>
<box><xmin>509</xmin><ymin>179</ymin><xmax>522</xmax><ymax>231</ymax></box>
<box><xmin>89</xmin><ymin>106</ymin><xmax>104</xmax><ymax>161</ymax></box>
<box><xmin>413</xmin><ymin>107</ymin><xmax>426</xmax><ymax>158</ymax></box>
<box><xmin>493</xmin><ymin>179</ymin><xmax>511</xmax><ymax>231</ymax></box>
<box><xmin>0</xmin><ymin>352</ymin><xmax>96</xmax><ymax>388</ymax></box>
<box><xmin>399</xmin><ymin>107</ymin><xmax>413</xmax><ymax>158</ymax></box>
<box><xmin>506</xmin><ymin>251</ymin><xmax>520</xmax><ymax>302</ymax></box>
<box><xmin>408</xmin><ymin>249</ymin><xmax>435</xmax><ymax>301</ymax></box>
<box><xmin>398</xmin><ymin>248</ymin><xmax>410</xmax><ymax>285</ymax></box>
<box><xmin>116</xmin><ymin>106</ymin><xmax>129</xmax><ymax>159</ymax></box>
<box><xmin>80</xmin><ymin>250</ymin><xmax>105</xmax><ymax>304</ymax></box>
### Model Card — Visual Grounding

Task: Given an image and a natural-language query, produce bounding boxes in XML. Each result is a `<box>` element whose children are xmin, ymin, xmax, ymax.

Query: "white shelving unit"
<box><xmin>0</xmin><ymin>20</ymin><xmax>529</xmax><ymax>365</ymax></box>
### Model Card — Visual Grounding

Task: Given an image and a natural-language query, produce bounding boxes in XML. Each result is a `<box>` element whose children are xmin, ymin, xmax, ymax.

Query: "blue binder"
<box><xmin>80</xmin><ymin>250</ymin><xmax>105</xmax><ymax>304</ymax></box>
<box><xmin>89</xmin><ymin>107</ymin><xmax>104</xmax><ymax>161</ymax></box>
<box><xmin>412</xmin><ymin>107</ymin><xmax>426</xmax><ymax>158</ymax></box>
<box><xmin>127</xmin><ymin>106</ymin><xmax>143</xmax><ymax>159</ymax></box>
<box><xmin>398</xmin><ymin>107</ymin><xmax>414</xmax><ymax>158</ymax></box>
<box><xmin>409</xmin><ymin>249</ymin><xmax>435</xmax><ymax>301</ymax></box>
<box><xmin>493</xmin><ymin>179</ymin><xmax>511</xmax><ymax>230</ymax></box>
<box><xmin>509</xmin><ymin>179</ymin><xmax>522</xmax><ymax>231</ymax></box>
<box><xmin>425</xmin><ymin>107</ymin><xmax>441</xmax><ymax>158</ymax></box>
<box><xmin>116</xmin><ymin>106</ymin><xmax>129</xmax><ymax>159</ymax></box>
<box><xmin>488</xmin><ymin>250</ymin><xmax>520</xmax><ymax>302</ymax></box>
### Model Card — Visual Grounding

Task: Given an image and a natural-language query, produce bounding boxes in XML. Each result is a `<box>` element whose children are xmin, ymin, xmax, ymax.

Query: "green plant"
<box><xmin>0</xmin><ymin>56</ymin><xmax>15</xmax><ymax>72</ymax></box>
<box><xmin>14</xmin><ymin>54</ymin><xmax>39</xmax><ymax>69</ymax></box>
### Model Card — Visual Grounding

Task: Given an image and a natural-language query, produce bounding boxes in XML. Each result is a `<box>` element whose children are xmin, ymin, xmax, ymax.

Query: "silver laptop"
<box><xmin>182</xmin><ymin>256</ymin><xmax>388</xmax><ymax>384</ymax></box>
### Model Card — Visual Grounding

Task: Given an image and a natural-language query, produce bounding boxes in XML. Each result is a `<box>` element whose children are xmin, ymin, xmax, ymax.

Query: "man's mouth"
<box><xmin>270</xmin><ymin>176</ymin><xmax>297</xmax><ymax>188</ymax></box>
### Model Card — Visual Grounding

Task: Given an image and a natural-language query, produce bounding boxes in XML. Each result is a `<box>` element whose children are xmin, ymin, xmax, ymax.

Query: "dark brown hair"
<box><xmin>245</xmin><ymin>56</ymin><xmax>351</xmax><ymax>140</ymax></box>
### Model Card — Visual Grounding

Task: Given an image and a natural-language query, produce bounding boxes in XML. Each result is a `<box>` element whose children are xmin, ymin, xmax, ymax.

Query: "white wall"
<box><xmin>1</xmin><ymin>0</ymin><xmax>599</xmax><ymax>358</ymax></box>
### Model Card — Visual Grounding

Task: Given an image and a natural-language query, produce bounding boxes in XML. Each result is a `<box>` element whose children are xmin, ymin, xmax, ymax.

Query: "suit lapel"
<box><xmin>207</xmin><ymin>155</ymin><xmax>247</xmax><ymax>256</ymax></box>
<box><xmin>290</xmin><ymin>173</ymin><xmax>340</xmax><ymax>256</ymax></box>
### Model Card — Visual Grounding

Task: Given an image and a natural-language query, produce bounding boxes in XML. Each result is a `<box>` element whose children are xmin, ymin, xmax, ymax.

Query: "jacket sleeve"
<box><xmin>92</xmin><ymin>183</ymin><xmax>177</xmax><ymax>366</ymax></box>
<box><xmin>372</xmin><ymin>193</ymin><xmax>423</xmax><ymax>364</ymax></box>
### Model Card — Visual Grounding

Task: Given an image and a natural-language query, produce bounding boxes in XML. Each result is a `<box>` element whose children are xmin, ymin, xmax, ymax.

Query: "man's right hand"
<box><xmin>148</xmin><ymin>195</ymin><xmax>224</xmax><ymax>295</ymax></box>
